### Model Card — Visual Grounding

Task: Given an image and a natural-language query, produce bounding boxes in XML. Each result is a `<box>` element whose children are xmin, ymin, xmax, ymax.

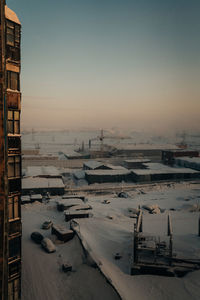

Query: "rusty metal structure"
<box><xmin>0</xmin><ymin>1</ymin><xmax>21</xmax><ymax>299</ymax></box>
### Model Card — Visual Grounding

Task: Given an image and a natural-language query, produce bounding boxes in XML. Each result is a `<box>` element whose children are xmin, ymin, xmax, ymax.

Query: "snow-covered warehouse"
<box><xmin>22</xmin><ymin>177</ymin><xmax>65</xmax><ymax>195</ymax></box>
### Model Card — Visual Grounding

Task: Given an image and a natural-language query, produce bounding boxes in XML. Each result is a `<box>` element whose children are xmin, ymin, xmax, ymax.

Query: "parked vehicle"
<box><xmin>41</xmin><ymin>238</ymin><xmax>56</xmax><ymax>253</ymax></box>
<box><xmin>41</xmin><ymin>220</ymin><xmax>53</xmax><ymax>230</ymax></box>
<box><xmin>31</xmin><ymin>232</ymin><xmax>44</xmax><ymax>244</ymax></box>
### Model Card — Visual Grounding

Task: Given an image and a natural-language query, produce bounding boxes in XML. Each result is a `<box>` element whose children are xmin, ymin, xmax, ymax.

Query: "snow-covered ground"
<box><xmin>22</xmin><ymin>202</ymin><xmax>120</xmax><ymax>300</ymax></box>
<box><xmin>22</xmin><ymin>182</ymin><xmax>200</xmax><ymax>300</ymax></box>
<box><xmin>72</xmin><ymin>183</ymin><xmax>200</xmax><ymax>300</ymax></box>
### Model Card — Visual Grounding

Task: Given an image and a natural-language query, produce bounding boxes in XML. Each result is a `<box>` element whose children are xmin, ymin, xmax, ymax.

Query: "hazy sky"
<box><xmin>7</xmin><ymin>0</ymin><xmax>200</xmax><ymax>132</ymax></box>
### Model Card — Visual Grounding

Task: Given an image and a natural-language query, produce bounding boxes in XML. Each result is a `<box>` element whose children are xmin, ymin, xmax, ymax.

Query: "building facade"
<box><xmin>0</xmin><ymin>2</ymin><xmax>21</xmax><ymax>299</ymax></box>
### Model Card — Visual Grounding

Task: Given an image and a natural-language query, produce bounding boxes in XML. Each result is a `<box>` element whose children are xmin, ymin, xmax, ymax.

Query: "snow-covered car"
<box><xmin>31</xmin><ymin>232</ymin><xmax>44</xmax><ymax>244</ymax></box>
<box><xmin>41</xmin><ymin>220</ymin><xmax>53</xmax><ymax>230</ymax></box>
<box><xmin>41</xmin><ymin>238</ymin><xmax>56</xmax><ymax>253</ymax></box>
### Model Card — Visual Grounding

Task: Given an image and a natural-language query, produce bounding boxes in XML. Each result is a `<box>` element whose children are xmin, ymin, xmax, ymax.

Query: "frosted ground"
<box><xmin>21</xmin><ymin>129</ymin><xmax>200</xmax><ymax>299</ymax></box>
<box><xmin>22</xmin><ymin>182</ymin><xmax>200</xmax><ymax>300</ymax></box>
<box><xmin>21</xmin><ymin>129</ymin><xmax>200</xmax><ymax>153</ymax></box>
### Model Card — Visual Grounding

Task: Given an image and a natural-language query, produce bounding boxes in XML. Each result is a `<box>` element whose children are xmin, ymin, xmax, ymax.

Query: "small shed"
<box><xmin>124</xmin><ymin>159</ymin><xmax>151</xmax><ymax>169</ymax></box>
<box><xmin>30</xmin><ymin>194</ymin><xmax>43</xmax><ymax>203</ymax></box>
<box><xmin>51</xmin><ymin>225</ymin><xmax>74</xmax><ymax>242</ymax></box>
<box><xmin>56</xmin><ymin>198</ymin><xmax>83</xmax><ymax>211</ymax></box>
<box><xmin>65</xmin><ymin>211</ymin><xmax>90</xmax><ymax>222</ymax></box>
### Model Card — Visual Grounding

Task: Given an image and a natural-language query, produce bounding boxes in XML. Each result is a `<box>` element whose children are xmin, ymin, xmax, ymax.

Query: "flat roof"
<box><xmin>85</xmin><ymin>170</ymin><xmax>131</xmax><ymax>176</ymax></box>
<box><xmin>63</xmin><ymin>150</ymin><xmax>82</xmax><ymax>158</ymax></box>
<box><xmin>26</xmin><ymin>166</ymin><xmax>60</xmax><ymax>177</ymax></box>
<box><xmin>57</xmin><ymin>198</ymin><xmax>83</xmax><ymax>206</ymax></box>
<box><xmin>175</xmin><ymin>157</ymin><xmax>200</xmax><ymax>164</ymax></box>
<box><xmin>132</xmin><ymin>167</ymin><xmax>199</xmax><ymax>176</ymax></box>
<box><xmin>162</xmin><ymin>149</ymin><xmax>199</xmax><ymax>153</ymax></box>
<box><xmin>22</xmin><ymin>177</ymin><xmax>65</xmax><ymax>189</ymax></box>
<box><xmin>105</xmin><ymin>164</ymin><xmax>127</xmax><ymax>170</ymax></box>
<box><xmin>113</xmin><ymin>144</ymin><xmax>179</xmax><ymax>151</ymax></box>
<box><xmin>124</xmin><ymin>159</ymin><xmax>151</xmax><ymax>163</ymax></box>
<box><xmin>143</xmin><ymin>163</ymin><xmax>173</xmax><ymax>170</ymax></box>
<box><xmin>5</xmin><ymin>6</ymin><xmax>21</xmax><ymax>24</ymax></box>
<box><xmin>83</xmin><ymin>160</ymin><xmax>104</xmax><ymax>169</ymax></box>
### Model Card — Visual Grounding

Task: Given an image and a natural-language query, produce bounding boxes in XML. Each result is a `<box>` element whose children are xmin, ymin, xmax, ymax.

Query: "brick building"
<box><xmin>0</xmin><ymin>2</ymin><xmax>21</xmax><ymax>299</ymax></box>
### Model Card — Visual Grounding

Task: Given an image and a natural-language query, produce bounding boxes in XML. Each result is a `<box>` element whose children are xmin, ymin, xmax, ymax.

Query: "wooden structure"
<box><xmin>0</xmin><ymin>3</ymin><xmax>22</xmax><ymax>299</ymax></box>
<box><xmin>131</xmin><ymin>211</ymin><xmax>200</xmax><ymax>277</ymax></box>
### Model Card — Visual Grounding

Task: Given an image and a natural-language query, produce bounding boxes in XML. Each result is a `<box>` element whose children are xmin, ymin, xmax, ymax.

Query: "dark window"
<box><xmin>6</xmin><ymin>47</ymin><xmax>20</xmax><ymax>62</ymax></box>
<box><xmin>9</xmin><ymin>261</ymin><xmax>21</xmax><ymax>279</ymax></box>
<box><xmin>6</xmin><ymin>20</ymin><xmax>20</xmax><ymax>48</ymax></box>
<box><xmin>9</xmin><ymin>178</ymin><xmax>21</xmax><ymax>193</ymax></box>
<box><xmin>8</xmin><ymin>110</ymin><xmax>20</xmax><ymax>134</ymax></box>
<box><xmin>8</xmin><ymin>155</ymin><xmax>21</xmax><ymax>178</ymax></box>
<box><xmin>8</xmin><ymin>195</ymin><xmax>20</xmax><ymax>220</ymax></box>
<box><xmin>9</xmin><ymin>221</ymin><xmax>21</xmax><ymax>236</ymax></box>
<box><xmin>9</xmin><ymin>236</ymin><xmax>21</xmax><ymax>260</ymax></box>
<box><xmin>8</xmin><ymin>278</ymin><xmax>20</xmax><ymax>300</ymax></box>
<box><xmin>7</xmin><ymin>71</ymin><xmax>20</xmax><ymax>91</ymax></box>
<box><xmin>8</xmin><ymin>136</ymin><xmax>21</xmax><ymax>150</ymax></box>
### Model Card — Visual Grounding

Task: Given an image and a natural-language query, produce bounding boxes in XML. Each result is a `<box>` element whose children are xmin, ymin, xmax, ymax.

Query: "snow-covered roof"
<box><xmin>84</xmin><ymin>160</ymin><xmax>106</xmax><ymax>169</ymax></box>
<box><xmin>114</xmin><ymin>144</ymin><xmax>179</xmax><ymax>151</ymax></box>
<box><xmin>73</xmin><ymin>170</ymin><xmax>85</xmax><ymax>180</ymax></box>
<box><xmin>124</xmin><ymin>159</ymin><xmax>151</xmax><ymax>163</ymax></box>
<box><xmin>105</xmin><ymin>164</ymin><xmax>127</xmax><ymax>170</ymax></box>
<box><xmin>56</xmin><ymin>198</ymin><xmax>83</xmax><ymax>207</ymax></box>
<box><xmin>63</xmin><ymin>151</ymin><xmax>82</xmax><ymax>159</ymax></box>
<box><xmin>143</xmin><ymin>163</ymin><xmax>174</xmax><ymax>170</ymax></box>
<box><xmin>22</xmin><ymin>177</ymin><xmax>65</xmax><ymax>189</ymax></box>
<box><xmin>5</xmin><ymin>5</ymin><xmax>21</xmax><ymax>24</ymax></box>
<box><xmin>132</xmin><ymin>167</ymin><xmax>199</xmax><ymax>176</ymax></box>
<box><xmin>85</xmin><ymin>170</ymin><xmax>131</xmax><ymax>176</ymax></box>
<box><xmin>175</xmin><ymin>157</ymin><xmax>200</xmax><ymax>164</ymax></box>
<box><xmin>26</xmin><ymin>166</ymin><xmax>61</xmax><ymax>177</ymax></box>
<box><xmin>30</xmin><ymin>194</ymin><xmax>43</xmax><ymax>200</ymax></box>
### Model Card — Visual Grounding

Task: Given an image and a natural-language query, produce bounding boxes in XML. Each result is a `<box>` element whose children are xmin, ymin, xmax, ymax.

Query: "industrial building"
<box><xmin>24</xmin><ymin>166</ymin><xmax>62</xmax><ymax>178</ymax></box>
<box><xmin>175</xmin><ymin>157</ymin><xmax>200</xmax><ymax>171</ymax></box>
<box><xmin>111</xmin><ymin>144</ymin><xmax>179</xmax><ymax>158</ymax></box>
<box><xmin>22</xmin><ymin>177</ymin><xmax>65</xmax><ymax>196</ymax></box>
<box><xmin>85</xmin><ymin>169</ymin><xmax>131</xmax><ymax>184</ymax></box>
<box><xmin>162</xmin><ymin>150</ymin><xmax>199</xmax><ymax>165</ymax></box>
<box><xmin>0</xmin><ymin>2</ymin><xmax>22</xmax><ymax>299</ymax></box>
<box><xmin>131</xmin><ymin>163</ymin><xmax>200</xmax><ymax>182</ymax></box>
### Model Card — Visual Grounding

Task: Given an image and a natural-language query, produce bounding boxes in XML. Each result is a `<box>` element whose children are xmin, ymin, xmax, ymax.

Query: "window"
<box><xmin>9</xmin><ymin>179</ymin><xmax>21</xmax><ymax>193</ymax></box>
<box><xmin>8</xmin><ymin>155</ymin><xmax>21</xmax><ymax>178</ymax></box>
<box><xmin>8</xmin><ymin>195</ymin><xmax>20</xmax><ymax>220</ymax></box>
<box><xmin>6</xmin><ymin>20</ymin><xmax>20</xmax><ymax>48</ymax></box>
<box><xmin>8</xmin><ymin>110</ymin><xmax>20</xmax><ymax>134</ymax></box>
<box><xmin>8</xmin><ymin>136</ymin><xmax>21</xmax><ymax>150</ymax></box>
<box><xmin>7</xmin><ymin>71</ymin><xmax>20</xmax><ymax>91</ymax></box>
<box><xmin>8</xmin><ymin>278</ymin><xmax>20</xmax><ymax>300</ymax></box>
<box><xmin>9</xmin><ymin>236</ymin><xmax>21</xmax><ymax>260</ymax></box>
<box><xmin>9</xmin><ymin>261</ymin><xmax>21</xmax><ymax>279</ymax></box>
<box><xmin>6</xmin><ymin>47</ymin><xmax>20</xmax><ymax>62</ymax></box>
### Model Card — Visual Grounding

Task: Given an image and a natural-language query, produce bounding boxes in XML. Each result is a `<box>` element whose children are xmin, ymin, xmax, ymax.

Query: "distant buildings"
<box><xmin>0</xmin><ymin>2</ymin><xmax>21</xmax><ymax>299</ymax></box>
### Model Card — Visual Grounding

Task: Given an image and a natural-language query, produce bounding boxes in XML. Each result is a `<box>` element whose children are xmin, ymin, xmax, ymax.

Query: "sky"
<box><xmin>7</xmin><ymin>0</ymin><xmax>200</xmax><ymax>133</ymax></box>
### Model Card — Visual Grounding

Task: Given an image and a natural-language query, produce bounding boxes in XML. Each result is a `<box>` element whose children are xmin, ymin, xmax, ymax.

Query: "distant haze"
<box><xmin>8</xmin><ymin>0</ymin><xmax>200</xmax><ymax>133</ymax></box>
